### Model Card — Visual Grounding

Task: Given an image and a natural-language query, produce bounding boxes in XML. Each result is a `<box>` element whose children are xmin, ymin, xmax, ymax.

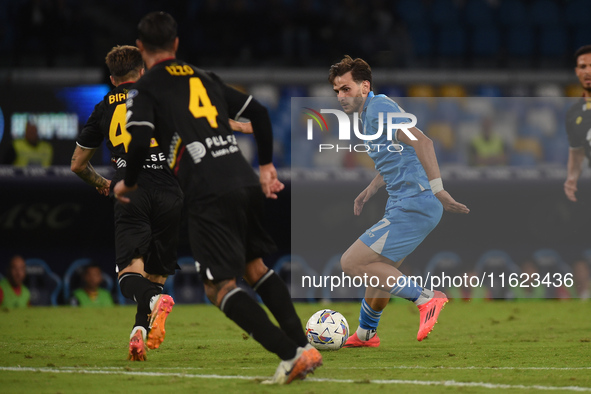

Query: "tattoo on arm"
<box><xmin>72</xmin><ymin>146</ymin><xmax>108</xmax><ymax>188</ymax></box>
<box><xmin>77</xmin><ymin>162</ymin><xmax>108</xmax><ymax>188</ymax></box>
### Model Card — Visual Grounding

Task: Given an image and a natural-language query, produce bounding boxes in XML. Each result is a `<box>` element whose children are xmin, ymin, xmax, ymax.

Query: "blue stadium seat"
<box><xmin>474</xmin><ymin>250</ymin><xmax>520</xmax><ymax>299</ymax></box>
<box><xmin>0</xmin><ymin>2</ymin><xmax>14</xmax><ymax>52</ymax></box>
<box><xmin>529</xmin><ymin>0</ymin><xmax>563</xmax><ymax>27</ymax></box>
<box><xmin>403</xmin><ymin>97</ymin><xmax>434</xmax><ymax>127</ymax></box>
<box><xmin>396</xmin><ymin>0</ymin><xmax>428</xmax><ymax>25</ymax></box>
<box><xmin>464</xmin><ymin>0</ymin><xmax>495</xmax><ymax>27</ymax></box>
<box><xmin>434</xmin><ymin>99</ymin><xmax>463</xmax><ymax>122</ymax></box>
<box><xmin>532</xmin><ymin>249</ymin><xmax>575</xmax><ymax>298</ymax></box>
<box><xmin>424</xmin><ymin>251</ymin><xmax>463</xmax><ymax>291</ymax></box>
<box><xmin>538</xmin><ymin>25</ymin><xmax>568</xmax><ymax>58</ymax></box>
<box><xmin>505</xmin><ymin>25</ymin><xmax>535</xmax><ymax>60</ymax></box>
<box><xmin>320</xmin><ymin>254</ymin><xmax>364</xmax><ymax>301</ymax></box>
<box><xmin>166</xmin><ymin>256</ymin><xmax>208</xmax><ymax>304</ymax></box>
<box><xmin>565</xmin><ymin>0</ymin><xmax>591</xmax><ymax>27</ymax></box>
<box><xmin>408</xmin><ymin>25</ymin><xmax>433</xmax><ymax>58</ymax></box>
<box><xmin>475</xmin><ymin>85</ymin><xmax>503</xmax><ymax>97</ymax></box>
<box><xmin>427</xmin><ymin>122</ymin><xmax>459</xmax><ymax>163</ymax></box>
<box><xmin>436</xmin><ymin>25</ymin><xmax>467</xmax><ymax>57</ymax></box>
<box><xmin>380</xmin><ymin>86</ymin><xmax>405</xmax><ymax>99</ymax></box>
<box><xmin>113</xmin><ymin>257</ymin><xmax>203</xmax><ymax>305</ymax></box>
<box><xmin>279</xmin><ymin>85</ymin><xmax>308</xmax><ymax>105</ymax></box>
<box><xmin>508</xmin><ymin>152</ymin><xmax>538</xmax><ymax>166</ymax></box>
<box><xmin>541</xmin><ymin>134</ymin><xmax>569</xmax><ymax>164</ymax></box>
<box><xmin>63</xmin><ymin>258</ymin><xmax>114</xmax><ymax>303</ymax></box>
<box><xmin>430</xmin><ymin>0</ymin><xmax>461</xmax><ymax>27</ymax></box>
<box><xmin>498</xmin><ymin>0</ymin><xmax>528</xmax><ymax>26</ymax></box>
<box><xmin>425</xmin><ymin>252</ymin><xmax>462</xmax><ymax>274</ymax></box>
<box><xmin>470</xmin><ymin>24</ymin><xmax>501</xmax><ymax>58</ymax></box>
<box><xmin>273</xmin><ymin>254</ymin><xmax>318</xmax><ymax>302</ymax></box>
<box><xmin>532</xmin><ymin>249</ymin><xmax>572</xmax><ymax>275</ymax></box>
<box><xmin>572</xmin><ymin>26</ymin><xmax>591</xmax><ymax>53</ymax></box>
<box><xmin>24</xmin><ymin>258</ymin><xmax>62</xmax><ymax>306</ymax></box>
<box><xmin>507</xmin><ymin>84</ymin><xmax>531</xmax><ymax>97</ymax></box>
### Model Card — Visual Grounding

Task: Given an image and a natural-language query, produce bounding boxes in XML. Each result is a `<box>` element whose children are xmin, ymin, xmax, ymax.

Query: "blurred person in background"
<box><xmin>468</xmin><ymin>117</ymin><xmax>507</xmax><ymax>167</ymax></box>
<box><xmin>0</xmin><ymin>255</ymin><xmax>30</xmax><ymax>308</ymax></box>
<box><xmin>70</xmin><ymin>263</ymin><xmax>114</xmax><ymax>307</ymax></box>
<box><xmin>13</xmin><ymin>121</ymin><xmax>53</xmax><ymax>167</ymax></box>
<box><xmin>564</xmin><ymin>45</ymin><xmax>591</xmax><ymax>202</ymax></box>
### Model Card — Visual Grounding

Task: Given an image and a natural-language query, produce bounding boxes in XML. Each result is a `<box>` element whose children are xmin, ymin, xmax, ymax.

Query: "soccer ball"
<box><xmin>305</xmin><ymin>309</ymin><xmax>349</xmax><ymax>350</ymax></box>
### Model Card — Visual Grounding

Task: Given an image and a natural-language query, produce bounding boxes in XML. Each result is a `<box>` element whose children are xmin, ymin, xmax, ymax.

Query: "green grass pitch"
<box><xmin>1</xmin><ymin>300</ymin><xmax>590</xmax><ymax>393</ymax></box>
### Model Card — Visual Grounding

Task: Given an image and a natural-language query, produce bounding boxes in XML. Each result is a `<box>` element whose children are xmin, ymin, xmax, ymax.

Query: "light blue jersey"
<box><xmin>361</xmin><ymin>92</ymin><xmax>431</xmax><ymax>201</ymax></box>
<box><xmin>359</xmin><ymin>92</ymin><xmax>443</xmax><ymax>262</ymax></box>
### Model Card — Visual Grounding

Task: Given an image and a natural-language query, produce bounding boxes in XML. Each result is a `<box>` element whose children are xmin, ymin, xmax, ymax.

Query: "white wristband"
<box><xmin>429</xmin><ymin>178</ymin><xmax>444</xmax><ymax>195</ymax></box>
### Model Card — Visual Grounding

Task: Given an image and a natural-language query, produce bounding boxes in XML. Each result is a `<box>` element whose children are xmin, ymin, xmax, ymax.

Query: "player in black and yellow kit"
<box><xmin>565</xmin><ymin>45</ymin><xmax>591</xmax><ymax>202</ymax></box>
<box><xmin>113</xmin><ymin>12</ymin><xmax>322</xmax><ymax>384</ymax></box>
<box><xmin>71</xmin><ymin>45</ymin><xmax>183</xmax><ymax>361</ymax></box>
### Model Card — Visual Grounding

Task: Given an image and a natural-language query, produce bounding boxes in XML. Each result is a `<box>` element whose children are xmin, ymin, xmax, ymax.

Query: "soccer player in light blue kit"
<box><xmin>328</xmin><ymin>56</ymin><xmax>470</xmax><ymax>347</ymax></box>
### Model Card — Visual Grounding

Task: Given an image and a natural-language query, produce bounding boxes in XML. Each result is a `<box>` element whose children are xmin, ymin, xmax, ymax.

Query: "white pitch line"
<box><xmin>1</xmin><ymin>366</ymin><xmax>590</xmax><ymax>392</ymax></box>
<box><xmin>322</xmin><ymin>366</ymin><xmax>591</xmax><ymax>371</ymax></box>
<box><xmin>306</xmin><ymin>377</ymin><xmax>591</xmax><ymax>392</ymax></box>
<box><xmin>7</xmin><ymin>365</ymin><xmax>591</xmax><ymax>372</ymax></box>
<box><xmin>52</xmin><ymin>365</ymin><xmax>591</xmax><ymax>371</ymax></box>
<box><xmin>0</xmin><ymin>367</ymin><xmax>267</xmax><ymax>381</ymax></box>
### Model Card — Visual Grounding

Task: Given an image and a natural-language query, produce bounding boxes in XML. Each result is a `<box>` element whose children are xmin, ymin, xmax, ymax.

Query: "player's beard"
<box><xmin>339</xmin><ymin>96</ymin><xmax>364</xmax><ymax>114</ymax></box>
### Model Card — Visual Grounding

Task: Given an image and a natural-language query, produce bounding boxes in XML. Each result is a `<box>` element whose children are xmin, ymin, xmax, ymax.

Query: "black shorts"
<box><xmin>114</xmin><ymin>186</ymin><xmax>183</xmax><ymax>276</ymax></box>
<box><xmin>187</xmin><ymin>186</ymin><xmax>277</xmax><ymax>282</ymax></box>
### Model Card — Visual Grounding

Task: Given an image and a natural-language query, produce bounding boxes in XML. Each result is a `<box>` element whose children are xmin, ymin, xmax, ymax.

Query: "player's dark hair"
<box><xmin>105</xmin><ymin>45</ymin><xmax>144</xmax><ymax>82</ymax></box>
<box><xmin>574</xmin><ymin>45</ymin><xmax>591</xmax><ymax>66</ymax></box>
<box><xmin>137</xmin><ymin>11</ymin><xmax>177</xmax><ymax>53</ymax></box>
<box><xmin>328</xmin><ymin>55</ymin><xmax>373</xmax><ymax>90</ymax></box>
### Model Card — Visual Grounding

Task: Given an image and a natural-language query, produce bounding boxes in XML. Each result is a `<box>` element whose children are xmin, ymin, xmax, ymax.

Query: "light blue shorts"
<box><xmin>359</xmin><ymin>192</ymin><xmax>443</xmax><ymax>263</ymax></box>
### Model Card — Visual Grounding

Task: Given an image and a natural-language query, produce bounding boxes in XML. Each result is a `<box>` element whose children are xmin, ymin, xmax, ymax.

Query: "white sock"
<box><xmin>130</xmin><ymin>326</ymin><xmax>147</xmax><ymax>340</ymax></box>
<box><xmin>414</xmin><ymin>288</ymin><xmax>435</xmax><ymax>306</ymax></box>
<box><xmin>149</xmin><ymin>294</ymin><xmax>160</xmax><ymax>311</ymax></box>
<box><xmin>356</xmin><ymin>326</ymin><xmax>377</xmax><ymax>341</ymax></box>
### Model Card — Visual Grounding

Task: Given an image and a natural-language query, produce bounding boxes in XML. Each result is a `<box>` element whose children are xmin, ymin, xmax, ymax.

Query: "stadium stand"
<box><xmin>62</xmin><ymin>258</ymin><xmax>114</xmax><ymax>304</ymax></box>
<box><xmin>1</xmin><ymin>0</ymin><xmax>590</xmax><ymax>69</ymax></box>
<box><xmin>474</xmin><ymin>250</ymin><xmax>521</xmax><ymax>299</ymax></box>
<box><xmin>156</xmin><ymin>256</ymin><xmax>206</xmax><ymax>305</ymax></box>
<box><xmin>24</xmin><ymin>258</ymin><xmax>62</xmax><ymax>306</ymax></box>
<box><xmin>273</xmin><ymin>254</ymin><xmax>318</xmax><ymax>302</ymax></box>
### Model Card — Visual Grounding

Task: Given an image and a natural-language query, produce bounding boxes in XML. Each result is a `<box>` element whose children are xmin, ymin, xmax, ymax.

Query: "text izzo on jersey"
<box><xmin>165</xmin><ymin>64</ymin><xmax>194</xmax><ymax>76</ymax></box>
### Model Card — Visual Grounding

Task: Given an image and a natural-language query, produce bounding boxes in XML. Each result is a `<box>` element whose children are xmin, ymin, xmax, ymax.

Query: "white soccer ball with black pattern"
<box><xmin>305</xmin><ymin>309</ymin><xmax>349</xmax><ymax>350</ymax></box>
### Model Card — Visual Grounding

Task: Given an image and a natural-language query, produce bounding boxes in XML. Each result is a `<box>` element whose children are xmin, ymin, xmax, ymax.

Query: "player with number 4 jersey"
<box><xmin>71</xmin><ymin>45</ymin><xmax>183</xmax><ymax>361</ymax></box>
<box><xmin>114</xmin><ymin>12</ymin><xmax>321</xmax><ymax>384</ymax></box>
